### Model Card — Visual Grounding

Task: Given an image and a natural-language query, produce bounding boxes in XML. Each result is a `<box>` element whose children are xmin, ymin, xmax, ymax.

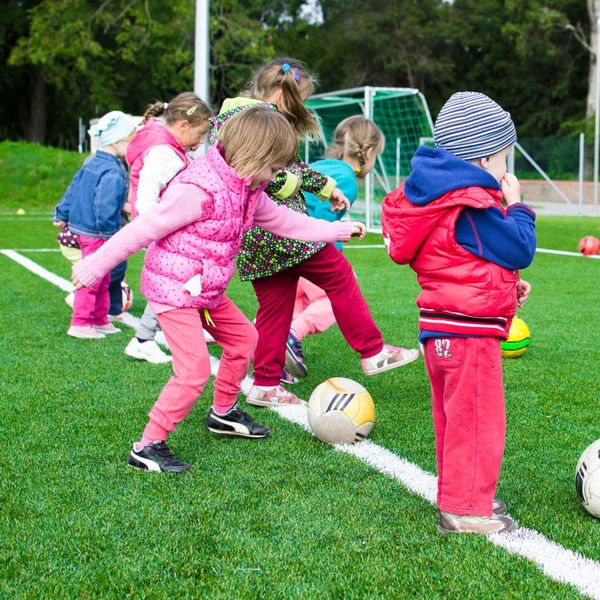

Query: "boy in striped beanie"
<box><xmin>381</xmin><ymin>91</ymin><xmax>536</xmax><ymax>534</ymax></box>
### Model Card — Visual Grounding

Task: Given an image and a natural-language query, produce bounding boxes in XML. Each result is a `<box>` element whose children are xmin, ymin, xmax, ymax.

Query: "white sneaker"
<box><xmin>361</xmin><ymin>344</ymin><xmax>420</xmax><ymax>376</ymax></box>
<box><xmin>247</xmin><ymin>385</ymin><xmax>305</xmax><ymax>407</ymax></box>
<box><xmin>438</xmin><ymin>511</ymin><xmax>517</xmax><ymax>534</ymax></box>
<box><xmin>124</xmin><ymin>338</ymin><xmax>172</xmax><ymax>364</ymax></box>
<box><xmin>95</xmin><ymin>323</ymin><xmax>121</xmax><ymax>335</ymax></box>
<box><xmin>67</xmin><ymin>325</ymin><xmax>105</xmax><ymax>339</ymax></box>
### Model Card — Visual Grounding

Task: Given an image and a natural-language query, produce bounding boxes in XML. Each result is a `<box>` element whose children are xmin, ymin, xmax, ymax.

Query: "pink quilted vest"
<box><xmin>140</xmin><ymin>145</ymin><xmax>262</xmax><ymax>309</ymax></box>
<box><xmin>126</xmin><ymin>119</ymin><xmax>188</xmax><ymax>219</ymax></box>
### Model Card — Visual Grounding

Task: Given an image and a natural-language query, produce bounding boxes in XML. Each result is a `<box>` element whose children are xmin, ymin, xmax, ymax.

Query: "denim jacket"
<box><xmin>54</xmin><ymin>151</ymin><xmax>128</xmax><ymax>239</ymax></box>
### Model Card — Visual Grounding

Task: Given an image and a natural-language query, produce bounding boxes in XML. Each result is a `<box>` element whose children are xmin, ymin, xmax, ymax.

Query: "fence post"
<box><xmin>77</xmin><ymin>117</ymin><xmax>84</xmax><ymax>154</ymax></box>
<box><xmin>364</xmin><ymin>86</ymin><xmax>373</xmax><ymax>230</ymax></box>
<box><xmin>395</xmin><ymin>137</ymin><xmax>401</xmax><ymax>188</ymax></box>
<box><xmin>579</xmin><ymin>132</ymin><xmax>585</xmax><ymax>216</ymax></box>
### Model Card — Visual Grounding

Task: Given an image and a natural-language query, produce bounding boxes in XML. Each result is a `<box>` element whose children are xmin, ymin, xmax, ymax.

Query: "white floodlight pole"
<box><xmin>594</xmin><ymin>12</ymin><xmax>600</xmax><ymax>207</ymax></box>
<box><xmin>194</xmin><ymin>0</ymin><xmax>210</xmax><ymax>153</ymax></box>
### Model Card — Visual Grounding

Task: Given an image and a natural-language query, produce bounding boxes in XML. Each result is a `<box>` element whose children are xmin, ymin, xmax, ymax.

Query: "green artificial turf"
<box><xmin>1</xmin><ymin>142</ymin><xmax>599</xmax><ymax>598</ymax></box>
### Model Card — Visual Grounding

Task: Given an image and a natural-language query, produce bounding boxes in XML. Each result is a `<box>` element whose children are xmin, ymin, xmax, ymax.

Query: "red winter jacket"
<box><xmin>381</xmin><ymin>185</ymin><xmax>518</xmax><ymax>338</ymax></box>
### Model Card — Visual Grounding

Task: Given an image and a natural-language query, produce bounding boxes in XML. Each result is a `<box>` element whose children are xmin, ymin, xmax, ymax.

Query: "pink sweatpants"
<box><xmin>290</xmin><ymin>277</ymin><xmax>336</xmax><ymax>340</ymax></box>
<box><xmin>71</xmin><ymin>235</ymin><xmax>110</xmax><ymax>327</ymax></box>
<box><xmin>252</xmin><ymin>243</ymin><xmax>383</xmax><ymax>387</ymax></box>
<box><xmin>142</xmin><ymin>295</ymin><xmax>258</xmax><ymax>441</ymax></box>
<box><xmin>423</xmin><ymin>336</ymin><xmax>506</xmax><ymax>516</ymax></box>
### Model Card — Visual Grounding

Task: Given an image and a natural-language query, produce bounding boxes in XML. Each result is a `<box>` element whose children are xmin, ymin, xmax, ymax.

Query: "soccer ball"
<box><xmin>575</xmin><ymin>439</ymin><xmax>600</xmax><ymax>518</ymax></box>
<box><xmin>307</xmin><ymin>377</ymin><xmax>375</xmax><ymax>444</ymax></box>
<box><xmin>578</xmin><ymin>235</ymin><xmax>600</xmax><ymax>256</ymax></box>
<box><xmin>121</xmin><ymin>281</ymin><xmax>133</xmax><ymax>312</ymax></box>
<box><xmin>500</xmin><ymin>316</ymin><xmax>531</xmax><ymax>358</ymax></box>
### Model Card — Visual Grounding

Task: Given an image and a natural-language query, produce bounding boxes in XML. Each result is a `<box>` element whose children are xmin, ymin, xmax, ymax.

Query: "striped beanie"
<box><xmin>433</xmin><ymin>91</ymin><xmax>516</xmax><ymax>161</ymax></box>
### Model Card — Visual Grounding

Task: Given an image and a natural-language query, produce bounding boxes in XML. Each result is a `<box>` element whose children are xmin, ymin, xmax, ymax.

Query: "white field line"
<box><xmin>3</xmin><ymin>248</ymin><xmax>600</xmax><ymax>599</ymax></box>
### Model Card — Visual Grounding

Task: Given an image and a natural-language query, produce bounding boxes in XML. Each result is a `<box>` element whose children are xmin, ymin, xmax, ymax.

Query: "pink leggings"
<box><xmin>423</xmin><ymin>336</ymin><xmax>506</xmax><ymax>516</ymax></box>
<box><xmin>290</xmin><ymin>277</ymin><xmax>336</xmax><ymax>339</ymax></box>
<box><xmin>71</xmin><ymin>235</ymin><xmax>109</xmax><ymax>327</ymax></box>
<box><xmin>142</xmin><ymin>295</ymin><xmax>258</xmax><ymax>441</ymax></box>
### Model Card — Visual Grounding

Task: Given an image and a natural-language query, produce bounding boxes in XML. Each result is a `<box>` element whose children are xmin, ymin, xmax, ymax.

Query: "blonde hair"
<box><xmin>143</xmin><ymin>92</ymin><xmax>212</xmax><ymax>126</ymax></box>
<box><xmin>245</xmin><ymin>57</ymin><xmax>322</xmax><ymax>140</ymax></box>
<box><xmin>218</xmin><ymin>105</ymin><xmax>298</xmax><ymax>178</ymax></box>
<box><xmin>326</xmin><ymin>116</ymin><xmax>385</xmax><ymax>176</ymax></box>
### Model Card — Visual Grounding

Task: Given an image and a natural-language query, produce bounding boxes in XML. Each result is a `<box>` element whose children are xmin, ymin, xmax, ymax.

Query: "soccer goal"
<box><xmin>305</xmin><ymin>87</ymin><xmax>434</xmax><ymax>231</ymax></box>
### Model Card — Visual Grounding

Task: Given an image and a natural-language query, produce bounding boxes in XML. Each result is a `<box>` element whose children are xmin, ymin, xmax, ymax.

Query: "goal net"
<box><xmin>305</xmin><ymin>87</ymin><xmax>434</xmax><ymax>231</ymax></box>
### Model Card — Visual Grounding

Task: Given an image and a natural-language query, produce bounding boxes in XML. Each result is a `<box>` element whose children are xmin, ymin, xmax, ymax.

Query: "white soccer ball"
<box><xmin>307</xmin><ymin>377</ymin><xmax>375</xmax><ymax>444</ymax></box>
<box><xmin>575</xmin><ymin>438</ymin><xmax>600</xmax><ymax>518</ymax></box>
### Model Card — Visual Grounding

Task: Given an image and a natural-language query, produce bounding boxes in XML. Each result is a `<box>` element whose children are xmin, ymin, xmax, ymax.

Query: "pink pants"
<box><xmin>71</xmin><ymin>235</ymin><xmax>109</xmax><ymax>327</ymax></box>
<box><xmin>252</xmin><ymin>244</ymin><xmax>383</xmax><ymax>387</ymax></box>
<box><xmin>423</xmin><ymin>336</ymin><xmax>506</xmax><ymax>516</ymax></box>
<box><xmin>290</xmin><ymin>277</ymin><xmax>336</xmax><ymax>339</ymax></box>
<box><xmin>142</xmin><ymin>295</ymin><xmax>258</xmax><ymax>441</ymax></box>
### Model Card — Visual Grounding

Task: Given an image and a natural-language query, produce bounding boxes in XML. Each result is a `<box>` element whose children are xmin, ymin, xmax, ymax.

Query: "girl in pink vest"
<box><xmin>123</xmin><ymin>93</ymin><xmax>212</xmax><ymax>365</ymax></box>
<box><xmin>72</xmin><ymin>106</ymin><xmax>366</xmax><ymax>473</ymax></box>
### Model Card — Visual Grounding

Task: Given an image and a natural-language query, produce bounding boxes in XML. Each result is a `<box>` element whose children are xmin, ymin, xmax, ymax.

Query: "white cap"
<box><xmin>88</xmin><ymin>111</ymin><xmax>139</xmax><ymax>146</ymax></box>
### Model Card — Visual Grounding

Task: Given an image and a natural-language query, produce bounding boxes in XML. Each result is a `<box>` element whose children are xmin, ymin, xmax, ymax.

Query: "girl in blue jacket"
<box><xmin>54</xmin><ymin>111</ymin><xmax>137</xmax><ymax>339</ymax></box>
<box><xmin>285</xmin><ymin>116</ymin><xmax>385</xmax><ymax>380</ymax></box>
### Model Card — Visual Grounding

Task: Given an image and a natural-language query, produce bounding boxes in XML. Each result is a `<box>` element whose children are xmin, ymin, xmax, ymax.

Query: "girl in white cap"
<box><xmin>54</xmin><ymin>110</ymin><xmax>138</xmax><ymax>339</ymax></box>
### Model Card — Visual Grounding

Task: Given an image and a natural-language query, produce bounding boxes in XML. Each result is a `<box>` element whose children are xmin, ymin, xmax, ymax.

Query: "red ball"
<box><xmin>579</xmin><ymin>236</ymin><xmax>600</xmax><ymax>256</ymax></box>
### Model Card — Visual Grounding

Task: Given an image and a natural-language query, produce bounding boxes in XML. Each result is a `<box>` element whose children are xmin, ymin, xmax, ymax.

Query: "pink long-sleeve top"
<box><xmin>73</xmin><ymin>182</ymin><xmax>352</xmax><ymax>314</ymax></box>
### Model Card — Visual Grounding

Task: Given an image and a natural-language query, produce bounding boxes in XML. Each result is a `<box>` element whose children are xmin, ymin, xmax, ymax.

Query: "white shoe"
<box><xmin>361</xmin><ymin>345</ymin><xmax>420</xmax><ymax>376</ymax></box>
<box><xmin>95</xmin><ymin>323</ymin><xmax>121</xmax><ymax>335</ymax></box>
<box><xmin>124</xmin><ymin>338</ymin><xmax>172</xmax><ymax>364</ymax></box>
<box><xmin>65</xmin><ymin>292</ymin><xmax>75</xmax><ymax>309</ymax></box>
<box><xmin>68</xmin><ymin>325</ymin><xmax>105</xmax><ymax>339</ymax></box>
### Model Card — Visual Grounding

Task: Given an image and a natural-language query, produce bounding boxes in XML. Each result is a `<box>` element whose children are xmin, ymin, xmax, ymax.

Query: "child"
<box><xmin>54</xmin><ymin>111</ymin><xmax>137</xmax><ymax>339</ymax></box>
<box><xmin>286</xmin><ymin>115</ymin><xmax>385</xmax><ymax>379</ymax></box>
<box><xmin>71</xmin><ymin>106</ymin><xmax>366</xmax><ymax>473</ymax></box>
<box><xmin>211</xmin><ymin>58</ymin><xmax>419</xmax><ymax>407</ymax></box>
<box><xmin>123</xmin><ymin>92</ymin><xmax>212</xmax><ymax>364</ymax></box>
<box><xmin>381</xmin><ymin>91</ymin><xmax>536</xmax><ymax>534</ymax></box>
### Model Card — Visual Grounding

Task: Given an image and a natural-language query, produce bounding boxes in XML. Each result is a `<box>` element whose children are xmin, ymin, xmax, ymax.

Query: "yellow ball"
<box><xmin>16</xmin><ymin>208</ymin><xmax>26</xmax><ymax>215</ymax></box>
<box><xmin>501</xmin><ymin>316</ymin><xmax>531</xmax><ymax>358</ymax></box>
<box><xmin>307</xmin><ymin>377</ymin><xmax>375</xmax><ymax>444</ymax></box>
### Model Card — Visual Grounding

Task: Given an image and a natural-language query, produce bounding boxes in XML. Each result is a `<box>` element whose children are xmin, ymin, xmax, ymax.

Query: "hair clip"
<box><xmin>293</xmin><ymin>66</ymin><xmax>300</xmax><ymax>82</ymax></box>
<box><xmin>163</xmin><ymin>102</ymin><xmax>169</xmax><ymax>110</ymax></box>
<box><xmin>186</xmin><ymin>105</ymin><xmax>198</xmax><ymax>116</ymax></box>
<box><xmin>281</xmin><ymin>63</ymin><xmax>291</xmax><ymax>73</ymax></box>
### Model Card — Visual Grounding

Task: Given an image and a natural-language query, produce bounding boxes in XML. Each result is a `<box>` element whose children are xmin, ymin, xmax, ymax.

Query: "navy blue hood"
<box><xmin>404</xmin><ymin>146</ymin><xmax>500</xmax><ymax>205</ymax></box>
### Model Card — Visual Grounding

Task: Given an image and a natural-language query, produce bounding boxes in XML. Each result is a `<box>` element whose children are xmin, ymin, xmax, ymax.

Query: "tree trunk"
<box><xmin>587</xmin><ymin>0</ymin><xmax>599</xmax><ymax>118</ymax></box>
<box><xmin>25</xmin><ymin>69</ymin><xmax>46</xmax><ymax>143</ymax></box>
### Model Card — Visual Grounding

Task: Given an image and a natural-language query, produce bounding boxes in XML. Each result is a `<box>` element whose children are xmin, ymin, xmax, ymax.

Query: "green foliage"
<box><xmin>0</xmin><ymin>0</ymin><xmax>594</xmax><ymax>145</ymax></box>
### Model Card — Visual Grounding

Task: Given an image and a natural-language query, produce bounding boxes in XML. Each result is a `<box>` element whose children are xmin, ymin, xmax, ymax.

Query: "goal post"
<box><xmin>305</xmin><ymin>86</ymin><xmax>434</xmax><ymax>231</ymax></box>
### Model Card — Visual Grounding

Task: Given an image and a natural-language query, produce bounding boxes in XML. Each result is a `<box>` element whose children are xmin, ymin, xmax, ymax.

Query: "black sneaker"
<box><xmin>127</xmin><ymin>441</ymin><xmax>192</xmax><ymax>473</ymax></box>
<box><xmin>204</xmin><ymin>404</ymin><xmax>271</xmax><ymax>438</ymax></box>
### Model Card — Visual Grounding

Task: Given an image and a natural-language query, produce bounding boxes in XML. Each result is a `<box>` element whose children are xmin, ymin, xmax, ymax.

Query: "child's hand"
<box><xmin>516</xmin><ymin>279</ymin><xmax>531</xmax><ymax>308</ymax></box>
<box><xmin>351</xmin><ymin>221</ymin><xmax>366</xmax><ymax>239</ymax></box>
<box><xmin>71</xmin><ymin>273</ymin><xmax>84</xmax><ymax>290</ymax></box>
<box><xmin>330</xmin><ymin>188</ymin><xmax>351</xmax><ymax>212</ymax></box>
<box><xmin>53</xmin><ymin>220</ymin><xmax>66</xmax><ymax>229</ymax></box>
<box><xmin>501</xmin><ymin>172</ymin><xmax>521</xmax><ymax>206</ymax></box>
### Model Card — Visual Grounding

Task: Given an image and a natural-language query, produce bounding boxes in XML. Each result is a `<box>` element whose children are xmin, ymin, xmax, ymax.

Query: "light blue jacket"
<box><xmin>305</xmin><ymin>159</ymin><xmax>358</xmax><ymax>250</ymax></box>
